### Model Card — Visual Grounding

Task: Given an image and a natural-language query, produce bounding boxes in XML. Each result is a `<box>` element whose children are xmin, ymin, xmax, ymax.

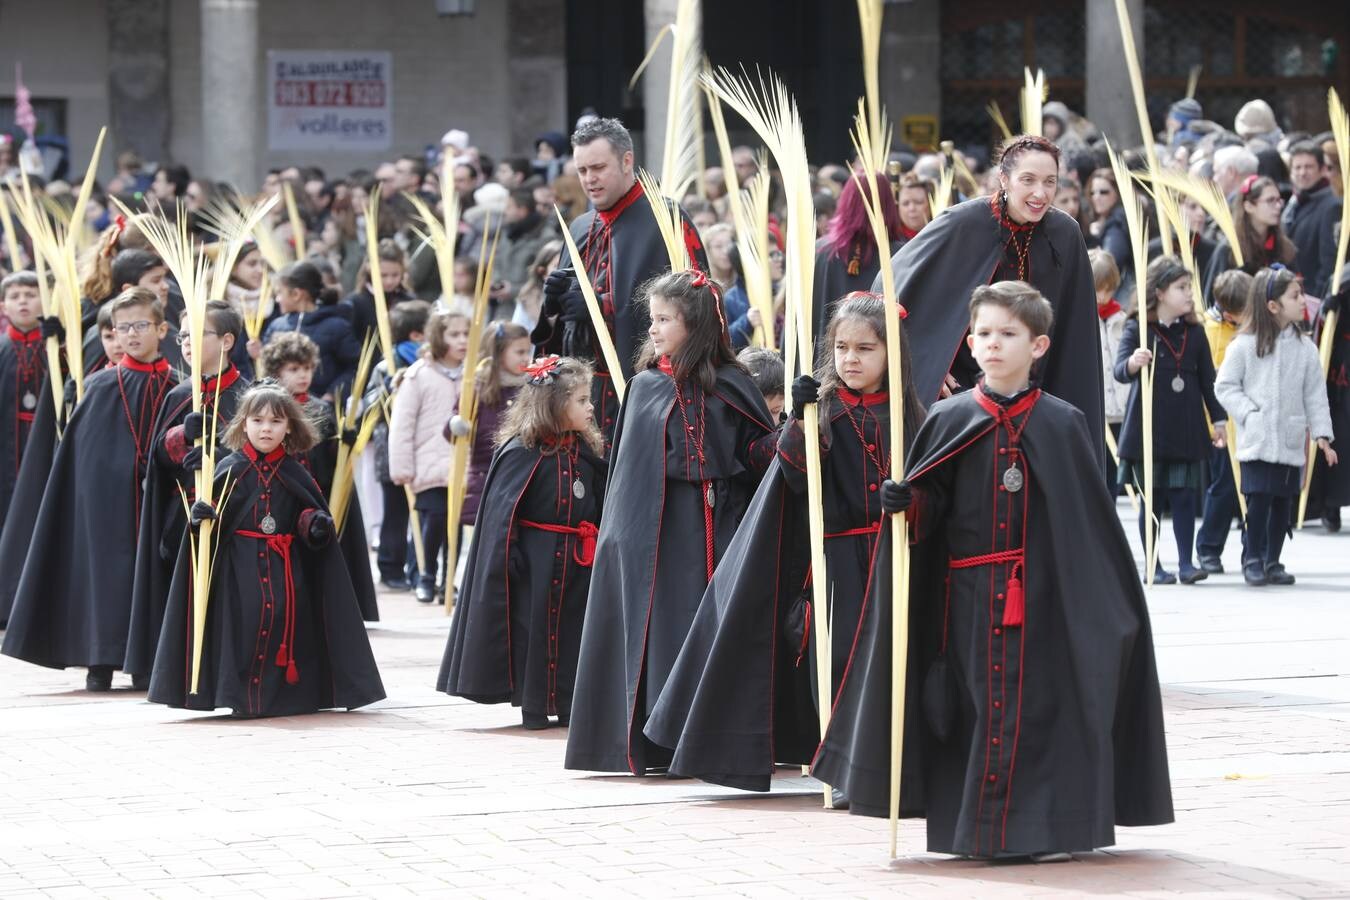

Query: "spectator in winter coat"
<box><xmin>263</xmin><ymin>260</ymin><xmax>361</xmax><ymax>399</ymax></box>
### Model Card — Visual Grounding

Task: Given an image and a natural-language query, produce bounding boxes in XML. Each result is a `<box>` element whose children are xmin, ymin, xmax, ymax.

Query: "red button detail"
<box><xmin>999</xmin><ymin>523</ymin><xmax>1006</xmax><ymax>530</ymax></box>
<box><xmin>999</xmin><ymin>448</ymin><xmax>1007</xmax><ymax>456</ymax></box>
<box><xmin>993</xmin><ymin>627</ymin><xmax>1002</xmax><ymax>636</ymax></box>
<box><xmin>869</xmin><ymin>484</ymin><xmax>878</xmax><ymax>492</ymax></box>
<box><xmin>997</xmin><ymin>592</ymin><xmax>1004</xmax><ymax>600</ymax></box>
<box><xmin>992</xmin><ymin>738</ymin><xmax>1001</xmax><ymax>746</ymax></box>
<box><xmin>993</xmin><ymin>700</ymin><xmax>1002</xmax><ymax>709</ymax></box>
<box><xmin>866</xmin><ymin>443</ymin><xmax>876</xmax><ymax>452</ymax></box>
<box><xmin>261</xmin><ymin>629</ymin><xmax>268</xmax><ymax>636</ymax></box>
<box><xmin>993</xmin><ymin>664</ymin><xmax>1001</xmax><ymax>673</ymax></box>
<box><xmin>988</xmin><ymin>774</ymin><xmax>997</xmax><ymax>783</ymax></box>
<box><xmin>252</xmin><ymin>677</ymin><xmax>260</xmax><ymax>684</ymax></box>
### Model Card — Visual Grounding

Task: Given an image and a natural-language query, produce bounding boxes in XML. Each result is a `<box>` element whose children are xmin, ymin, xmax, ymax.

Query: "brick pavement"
<box><xmin>1</xmin><ymin>509</ymin><xmax>1348</xmax><ymax>898</ymax></box>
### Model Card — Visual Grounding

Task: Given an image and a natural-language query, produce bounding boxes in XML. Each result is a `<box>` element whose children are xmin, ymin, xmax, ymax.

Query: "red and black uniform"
<box><xmin>438</xmin><ymin>435</ymin><xmax>606</xmax><ymax>720</ymax></box>
<box><xmin>125</xmin><ymin>365</ymin><xmax>250</xmax><ymax>678</ymax></box>
<box><xmin>0</xmin><ymin>325</ymin><xmax>47</xmax><ymax>531</ymax></box>
<box><xmin>645</xmin><ymin>389</ymin><xmax>916</xmax><ymax>792</ymax></box>
<box><xmin>814</xmin><ymin>381</ymin><xmax>1174</xmax><ymax>858</ymax></box>
<box><xmin>2</xmin><ymin>355</ymin><xmax>176</xmax><ymax>671</ymax></box>
<box><xmin>147</xmin><ymin>445</ymin><xmax>385</xmax><ymax>717</ymax></box>
<box><xmin>532</xmin><ymin>180</ymin><xmax>709</xmax><ymax>451</ymax></box>
<box><xmin>565</xmin><ymin>362</ymin><xmax>775</xmax><ymax>775</ymax></box>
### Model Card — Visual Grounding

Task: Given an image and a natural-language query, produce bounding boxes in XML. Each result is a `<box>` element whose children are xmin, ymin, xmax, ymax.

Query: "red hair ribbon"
<box><xmin>898</xmin><ymin>304</ymin><xmax>909</xmax><ymax>320</ymax></box>
<box><xmin>103</xmin><ymin>215</ymin><xmax>128</xmax><ymax>258</ymax></box>
<box><xmin>1240</xmin><ymin>174</ymin><xmax>1259</xmax><ymax>196</ymax></box>
<box><xmin>524</xmin><ymin>354</ymin><xmax>563</xmax><ymax>384</ymax></box>
<box><xmin>685</xmin><ymin>268</ymin><xmax>727</xmax><ymax>331</ymax></box>
<box><xmin>688</xmin><ymin>268</ymin><xmax>709</xmax><ymax>289</ymax></box>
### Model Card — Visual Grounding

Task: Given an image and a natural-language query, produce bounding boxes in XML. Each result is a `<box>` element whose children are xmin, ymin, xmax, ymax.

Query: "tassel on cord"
<box><xmin>1002</xmin><ymin>562</ymin><xmax>1025</xmax><ymax>627</ymax></box>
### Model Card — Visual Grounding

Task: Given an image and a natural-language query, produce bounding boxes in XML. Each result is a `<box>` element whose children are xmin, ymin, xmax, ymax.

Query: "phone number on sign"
<box><xmin>275</xmin><ymin>80</ymin><xmax>386</xmax><ymax>108</ymax></box>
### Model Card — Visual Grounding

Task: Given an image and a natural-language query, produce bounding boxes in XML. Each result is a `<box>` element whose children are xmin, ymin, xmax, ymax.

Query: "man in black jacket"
<box><xmin>1282</xmin><ymin>141</ymin><xmax>1344</xmax><ymax>299</ymax></box>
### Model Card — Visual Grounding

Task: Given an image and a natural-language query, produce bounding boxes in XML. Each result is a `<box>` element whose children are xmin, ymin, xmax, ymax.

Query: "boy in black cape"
<box><xmin>812</xmin><ymin>282</ymin><xmax>1173</xmax><ymax>860</ymax></box>
<box><xmin>149</xmin><ymin>382</ymin><xmax>385</xmax><ymax>716</ymax></box>
<box><xmin>124</xmin><ymin>300</ymin><xmax>250</xmax><ymax>680</ymax></box>
<box><xmin>437</xmin><ymin>356</ymin><xmax>607</xmax><ymax>728</ymax></box>
<box><xmin>2</xmin><ymin>288</ymin><xmax>178</xmax><ymax>691</ymax></box>
<box><xmin>0</xmin><ymin>271</ymin><xmax>49</xmax><ymax>532</ymax></box>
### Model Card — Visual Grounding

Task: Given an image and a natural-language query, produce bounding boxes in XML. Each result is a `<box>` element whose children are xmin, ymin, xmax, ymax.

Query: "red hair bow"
<box><xmin>525</xmin><ymin>355</ymin><xmax>563</xmax><ymax>384</ymax></box>
<box><xmin>688</xmin><ymin>268</ymin><xmax>709</xmax><ymax>289</ymax></box>
<box><xmin>685</xmin><ymin>268</ymin><xmax>727</xmax><ymax>331</ymax></box>
<box><xmin>1240</xmin><ymin>173</ymin><xmax>1259</xmax><ymax>196</ymax></box>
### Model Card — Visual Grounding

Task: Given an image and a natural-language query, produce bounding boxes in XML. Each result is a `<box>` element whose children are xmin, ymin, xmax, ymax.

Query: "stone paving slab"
<box><xmin>1</xmin><ymin>507</ymin><xmax>1348</xmax><ymax>897</ymax></box>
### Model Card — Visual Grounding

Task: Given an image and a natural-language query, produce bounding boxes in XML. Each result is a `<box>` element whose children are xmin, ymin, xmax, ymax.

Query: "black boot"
<box><xmin>1264</xmin><ymin>563</ymin><xmax>1296</xmax><ymax>585</ymax></box>
<box><xmin>130</xmin><ymin>673</ymin><xmax>150</xmax><ymax>691</ymax></box>
<box><xmin>1325</xmin><ymin>505</ymin><xmax>1342</xmax><ymax>533</ymax></box>
<box><xmin>521</xmin><ymin>711</ymin><xmax>550</xmax><ymax>730</ymax></box>
<box><xmin>1243</xmin><ymin>561</ymin><xmax>1268</xmax><ymax>586</ymax></box>
<box><xmin>85</xmin><ymin>666</ymin><xmax>114</xmax><ymax>692</ymax></box>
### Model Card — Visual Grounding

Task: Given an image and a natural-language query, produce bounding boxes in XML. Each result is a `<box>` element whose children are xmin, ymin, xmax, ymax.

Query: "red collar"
<box><xmin>657</xmin><ymin>355</ymin><xmax>675</xmax><ymax>378</ymax></box>
<box><xmin>203</xmin><ymin>365</ymin><xmax>241</xmax><ymax>394</ymax></box>
<box><xmin>898</xmin><ymin>224</ymin><xmax>920</xmax><ymax>241</ymax></box>
<box><xmin>1098</xmin><ymin>298</ymin><xmax>1123</xmax><ymax>320</ymax></box>
<box><xmin>1263</xmin><ymin>231</ymin><xmax>1277</xmax><ymax>254</ymax></box>
<box><xmin>119</xmin><ymin>355</ymin><xmax>170</xmax><ymax>374</ymax></box>
<box><xmin>294</xmin><ymin>392</ymin><xmax>310</xmax><ymax>404</ymax></box>
<box><xmin>242</xmin><ymin>442</ymin><xmax>287</xmax><ymax>464</ymax></box>
<box><xmin>989</xmin><ymin>193</ymin><xmax>1036</xmax><ymax>234</ymax></box>
<box><xmin>598</xmin><ymin>179</ymin><xmax>644</xmax><ymax>227</ymax></box>
<box><xmin>837</xmin><ymin>387</ymin><xmax>888</xmax><ymax>408</ymax></box>
<box><xmin>6</xmin><ymin>325</ymin><xmax>40</xmax><ymax>344</ymax></box>
<box><xmin>974</xmin><ymin>380</ymin><xmax>1041</xmax><ymax>421</ymax></box>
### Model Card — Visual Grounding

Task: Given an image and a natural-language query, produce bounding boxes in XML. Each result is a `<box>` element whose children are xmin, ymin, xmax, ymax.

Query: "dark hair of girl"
<box><xmin>475</xmin><ymin>321</ymin><xmax>531</xmax><ymax>406</ymax></box>
<box><xmin>635</xmin><ymin>268</ymin><xmax>743</xmax><ymax>392</ymax></box>
<box><xmin>496</xmin><ymin>356</ymin><xmax>603</xmax><ymax>455</ymax></box>
<box><xmin>1246</xmin><ymin>266</ymin><xmax>1299</xmax><ymax>358</ymax></box>
<box><xmin>814</xmin><ymin>291</ymin><xmax>926</xmax><ymax>440</ymax></box>
<box><xmin>1138</xmin><ymin>255</ymin><xmax>1200</xmax><ymax>324</ymax></box>
<box><xmin>822</xmin><ymin>172</ymin><xmax>902</xmax><ymax>266</ymax></box>
<box><xmin>1232</xmin><ymin>175</ymin><xmax>1297</xmax><ymax>270</ymax></box>
<box><xmin>277</xmin><ymin>260</ymin><xmax>339</xmax><ymax>306</ymax></box>
<box><xmin>223</xmin><ymin>381</ymin><xmax>320</xmax><ymax>454</ymax></box>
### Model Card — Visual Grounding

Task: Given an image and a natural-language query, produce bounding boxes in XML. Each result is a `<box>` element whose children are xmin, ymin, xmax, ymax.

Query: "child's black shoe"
<box><xmin>1243</xmin><ymin>562</ymin><xmax>1268</xmax><ymax>586</ymax></box>
<box><xmin>415</xmin><ymin>583</ymin><xmax>434</xmax><ymax>603</ymax></box>
<box><xmin>85</xmin><ymin>666</ymin><xmax>113</xmax><ymax>692</ymax></box>
<box><xmin>1177</xmin><ymin>565</ymin><xmax>1208</xmax><ymax>584</ymax></box>
<box><xmin>1264</xmin><ymin>564</ymin><xmax>1295</xmax><ymax>586</ymax></box>
<box><xmin>1151</xmin><ymin>568</ymin><xmax>1177</xmax><ymax>585</ymax></box>
<box><xmin>1198</xmin><ymin>556</ymin><xmax>1224</xmax><ymax>575</ymax></box>
<box><xmin>1323</xmin><ymin>506</ymin><xmax>1341</xmax><ymax>533</ymax></box>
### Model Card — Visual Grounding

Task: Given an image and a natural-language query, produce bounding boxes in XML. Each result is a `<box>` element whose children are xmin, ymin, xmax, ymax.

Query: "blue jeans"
<box><xmin>1196</xmin><ymin>446</ymin><xmax>1247</xmax><ymax>563</ymax></box>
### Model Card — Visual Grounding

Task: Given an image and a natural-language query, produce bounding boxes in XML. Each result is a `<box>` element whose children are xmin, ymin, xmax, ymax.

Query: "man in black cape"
<box><xmin>812</xmin><ymin>381</ymin><xmax>1173</xmax><ymax>858</ymax></box>
<box><xmin>531</xmin><ymin>116</ymin><xmax>708</xmax><ymax>450</ymax></box>
<box><xmin>2</xmin><ymin>292</ymin><xmax>177</xmax><ymax>689</ymax></box>
<box><xmin>874</xmin><ymin>194</ymin><xmax>1103</xmax><ymax>459</ymax></box>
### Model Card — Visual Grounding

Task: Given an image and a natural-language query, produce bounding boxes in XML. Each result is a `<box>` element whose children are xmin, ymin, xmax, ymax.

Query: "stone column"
<box><xmin>200</xmin><ymin>0</ymin><xmax>260</xmax><ymax>190</ymax></box>
<box><xmin>1085</xmin><ymin>0</ymin><xmax>1146</xmax><ymax>147</ymax></box>
<box><xmin>880</xmin><ymin>0</ymin><xmax>941</xmax><ymax>148</ymax></box>
<box><xmin>507</xmin><ymin>0</ymin><xmax>567</xmax><ymax>153</ymax></box>
<box><xmin>641</xmin><ymin>0</ymin><xmax>679</xmax><ymax>170</ymax></box>
<box><xmin>107</xmin><ymin>0</ymin><xmax>170</xmax><ymax>166</ymax></box>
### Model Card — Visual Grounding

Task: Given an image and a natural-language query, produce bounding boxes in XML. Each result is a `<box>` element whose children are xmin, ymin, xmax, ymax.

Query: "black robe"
<box><xmin>565</xmin><ymin>365</ymin><xmax>776</xmax><ymax>774</ymax></box>
<box><xmin>297</xmin><ymin>395</ymin><xmax>379</xmax><ymax>622</ymax></box>
<box><xmin>1</xmin><ymin>357</ymin><xmax>177</xmax><ymax>669</ymax></box>
<box><xmin>812</xmin><ymin>384</ymin><xmax>1173</xmax><ymax>857</ymax></box>
<box><xmin>1311</xmin><ymin>282</ymin><xmax>1350</xmax><ymax>510</ymax></box>
<box><xmin>147</xmin><ymin>448</ymin><xmax>385</xmax><ymax>716</ymax></box>
<box><xmin>124</xmin><ymin>366</ymin><xmax>250</xmax><ymax>677</ymax></box>
<box><xmin>812</xmin><ymin>238</ymin><xmax>903</xmax><ymax>342</ymax></box>
<box><xmin>437</xmin><ymin>436</ymin><xmax>606</xmax><ymax>718</ymax></box>
<box><xmin>874</xmin><ymin>196</ymin><xmax>1104</xmax><ymax>461</ymax></box>
<box><xmin>645</xmin><ymin>390</ymin><xmax>898</xmax><ymax>791</ymax></box>
<box><xmin>532</xmin><ymin>180</ymin><xmax>709</xmax><ymax>451</ymax></box>
<box><xmin>0</xmin><ymin>376</ymin><xmax>70</xmax><ymax>629</ymax></box>
<box><xmin>0</xmin><ymin>327</ymin><xmax>47</xmax><ymax>533</ymax></box>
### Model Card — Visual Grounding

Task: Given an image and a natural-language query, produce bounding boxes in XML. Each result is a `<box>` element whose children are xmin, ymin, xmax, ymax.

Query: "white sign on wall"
<box><xmin>266</xmin><ymin>50</ymin><xmax>393</xmax><ymax>151</ymax></box>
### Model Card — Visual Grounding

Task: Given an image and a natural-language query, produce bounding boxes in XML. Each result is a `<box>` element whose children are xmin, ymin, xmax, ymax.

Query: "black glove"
<box><xmin>790</xmin><ymin>375</ymin><xmax>820</xmax><ymax>413</ymax></box>
<box><xmin>182</xmin><ymin>446</ymin><xmax>203</xmax><ymax>472</ymax></box>
<box><xmin>1323</xmin><ymin>289</ymin><xmax>1345</xmax><ymax>317</ymax></box>
<box><xmin>340</xmin><ymin>426</ymin><xmax>358</xmax><ymax>448</ymax></box>
<box><xmin>189</xmin><ymin>500</ymin><xmax>217</xmax><ymax>527</ymax></box>
<box><xmin>307</xmin><ymin>511</ymin><xmax>335</xmax><ymax>545</ymax></box>
<box><xmin>880</xmin><ymin>479</ymin><xmax>913</xmax><ymax>516</ymax></box>
<box><xmin>182</xmin><ymin>411</ymin><xmax>204</xmax><ymax>444</ymax></box>
<box><xmin>38</xmin><ymin>316</ymin><xmax>65</xmax><ymax>343</ymax></box>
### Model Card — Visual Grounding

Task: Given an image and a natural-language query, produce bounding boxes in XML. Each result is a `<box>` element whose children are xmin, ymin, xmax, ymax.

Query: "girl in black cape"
<box><xmin>873</xmin><ymin>134</ymin><xmax>1104</xmax><ymax>462</ymax></box>
<box><xmin>813</xmin><ymin>282</ymin><xmax>1173</xmax><ymax>860</ymax></box>
<box><xmin>148</xmin><ymin>382</ymin><xmax>385</xmax><ymax>717</ymax></box>
<box><xmin>645</xmin><ymin>293</ymin><xmax>926</xmax><ymax>792</ymax></box>
<box><xmin>0</xmin><ymin>272</ymin><xmax>49</xmax><ymax>533</ymax></box>
<box><xmin>565</xmin><ymin>269</ymin><xmax>777</xmax><ymax>775</ymax></box>
<box><xmin>437</xmin><ymin>355</ymin><xmax>606</xmax><ymax>729</ymax></box>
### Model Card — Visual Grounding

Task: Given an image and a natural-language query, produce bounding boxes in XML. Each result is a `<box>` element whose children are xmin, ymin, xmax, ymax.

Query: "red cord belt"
<box><xmin>825</xmin><ymin>522</ymin><xmax>881</xmax><ymax>539</ymax></box>
<box><xmin>519</xmin><ymin>519</ymin><xmax>598</xmax><ymax>567</ymax></box>
<box><xmin>238</xmin><ymin>530</ymin><xmax>301</xmax><ymax>683</ymax></box>
<box><xmin>949</xmin><ymin>547</ymin><xmax>1025</xmax><ymax>627</ymax></box>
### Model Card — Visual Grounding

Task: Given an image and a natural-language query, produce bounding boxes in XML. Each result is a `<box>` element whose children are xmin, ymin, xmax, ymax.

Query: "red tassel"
<box><xmin>286</xmin><ymin>661</ymin><xmax>300</xmax><ymax>684</ymax></box>
<box><xmin>847</xmin><ymin>257</ymin><xmax>861</xmax><ymax>276</ymax></box>
<box><xmin>1002</xmin><ymin>564</ymin><xmax>1024</xmax><ymax>627</ymax></box>
<box><xmin>575</xmin><ymin>522</ymin><xmax>598</xmax><ymax>567</ymax></box>
<box><xmin>275</xmin><ymin>644</ymin><xmax>288</xmax><ymax>667</ymax></box>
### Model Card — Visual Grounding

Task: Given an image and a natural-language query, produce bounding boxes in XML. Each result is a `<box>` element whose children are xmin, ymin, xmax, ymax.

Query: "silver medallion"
<box><xmin>706</xmin><ymin>484</ymin><xmax>716</xmax><ymax>508</ymax></box>
<box><xmin>1171</xmin><ymin>375</ymin><xmax>1185</xmax><ymax>393</ymax></box>
<box><xmin>21</xmin><ymin>391</ymin><xmax>36</xmax><ymax>410</ymax></box>
<box><xmin>572</xmin><ymin>478</ymin><xmax>585</xmax><ymax>500</ymax></box>
<box><xmin>260</xmin><ymin>514</ymin><xmax>277</xmax><ymax>535</ymax></box>
<box><xmin>1002</xmin><ymin>465</ymin><xmax>1024</xmax><ymax>493</ymax></box>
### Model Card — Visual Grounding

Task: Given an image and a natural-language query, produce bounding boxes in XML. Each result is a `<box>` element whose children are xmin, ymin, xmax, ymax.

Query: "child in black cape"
<box><xmin>263</xmin><ymin>332</ymin><xmax>379</xmax><ymax>621</ymax></box>
<box><xmin>0</xmin><ymin>271</ymin><xmax>49</xmax><ymax>532</ymax></box>
<box><xmin>565</xmin><ymin>268</ymin><xmax>777</xmax><ymax>775</ymax></box>
<box><xmin>124</xmin><ymin>300</ymin><xmax>251</xmax><ymax>681</ymax></box>
<box><xmin>813</xmin><ymin>281</ymin><xmax>1173</xmax><ymax>860</ymax></box>
<box><xmin>148</xmin><ymin>381</ymin><xmax>385</xmax><ymax>716</ymax></box>
<box><xmin>645</xmin><ymin>293</ymin><xmax>926</xmax><ymax>793</ymax></box>
<box><xmin>2</xmin><ymin>288</ymin><xmax>178</xmax><ymax>691</ymax></box>
<box><xmin>437</xmin><ymin>355</ymin><xmax>606</xmax><ymax>729</ymax></box>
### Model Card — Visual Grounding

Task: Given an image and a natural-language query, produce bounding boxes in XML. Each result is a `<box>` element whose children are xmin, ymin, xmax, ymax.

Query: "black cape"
<box><xmin>532</xmin><ymin>180</ymin><xmax>709</xmax><ymax>450</ymax></box>
<box><xmin>437</xmin><ymin>437</ymin><xmax>606</xmax><ymax>717</ymax></box>
<box><xmin>0</xmin><ymin>376</ymin><xmax>68</xmax><ymax>628</ymax></box>
<box><xmin>298</xmin><ymin>396</ymin><xmax>379</xmax><ymax>622</ymax></box>
<box><xmin>874</xmin><ymin>197</ymin><xmax>1104</xmax><ymax>460</ymax></box>
<box><xmin>564</xmin><ymin>365</ymin><xmax>775</xmax><ymax>774</ymax></box>
<box><xmin>812</xmin><ymin>386</ymin><xmax>1173</xmax><ymax>857</ymax></box>
<box><xmin>148</xmin><ymin>450</ymin><xmax>385</xmax><ymax>716</ymax></box>
<box><xmin>124</xmin><ymin>368</ymin><xmax>251</xmax><ymax>676</ymax></box>
<box><xmin>0</xmin><ymin>328</ymin><xmax>47</xmax><ymax>534</ymax></box>
<box><xmin>1</xmin><ymin>359</ymin><xmax>177</xmax><ymax>669</ymax></box>
<box><xmin>812</xmin><ymin>238</ymin><xmax>903</xmax><ymax>342</ymax></box>
<box><xmin>645</xmin><ymin>392</ymin><xmax>901</xmax><ymax>790</ymax></box>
